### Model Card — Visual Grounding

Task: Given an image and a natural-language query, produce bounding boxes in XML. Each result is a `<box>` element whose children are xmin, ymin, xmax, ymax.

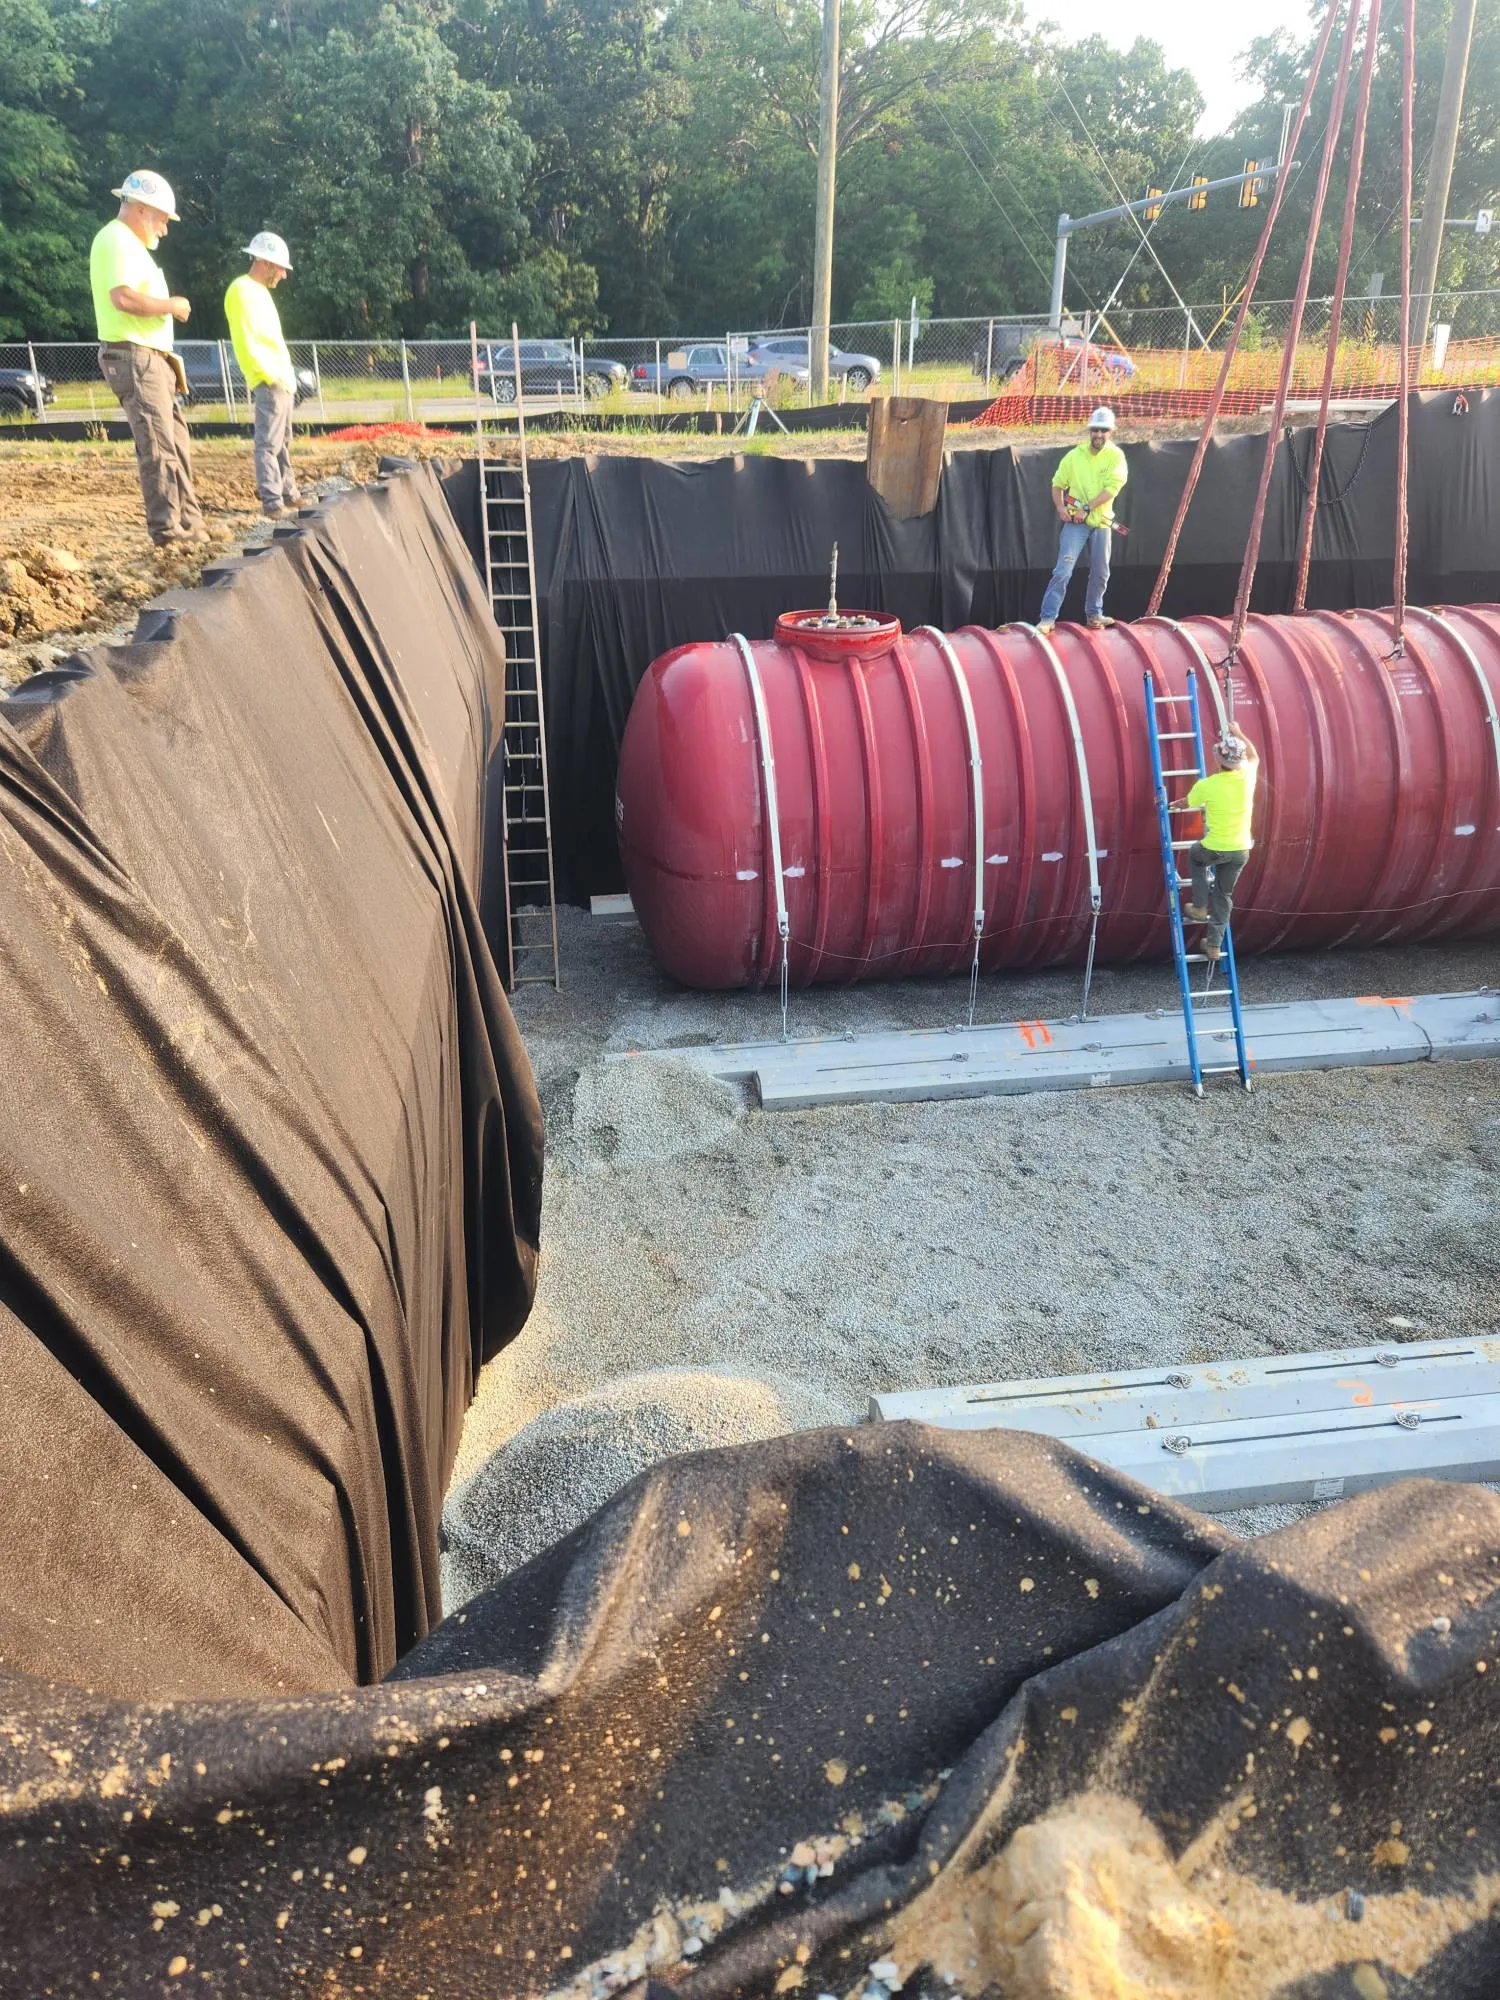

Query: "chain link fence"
<box><xmin>5</xmin><ymin>293</ymin><xmax>1499</xmax><ymax>430</ymax></box>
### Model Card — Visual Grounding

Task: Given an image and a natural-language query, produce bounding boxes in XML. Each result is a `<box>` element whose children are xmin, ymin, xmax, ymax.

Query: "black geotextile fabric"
<box><xmin>441</xmin><ymin>390</ymin><xmax>1500</xmax><ymax>904</ymax></box>
<box><xmin>2</xmin><ymin>1428</ymin><xmax>1498</xmax><ymax>1997</ymax></box>
<box><xmin>0</xmin><ymin>461</ymin><xmax>543</xmax><ymax>1702</ymax></box>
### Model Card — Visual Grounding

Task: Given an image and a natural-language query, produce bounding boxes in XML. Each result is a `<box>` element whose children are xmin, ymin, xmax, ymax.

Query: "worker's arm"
<box><xmin>111</xmin><ymin>284</ymin><xmax>191</xmax><ymax>322</ymax></box>
<box><xmin>1226</xmin><ymin>719</ymin><xmax>1260</xmax><ymax>764</ymax></box>
<box><xmin>1052</xmin><ymin>482</ymin><xmax>1084</xmax><ymax>523</ymax></box>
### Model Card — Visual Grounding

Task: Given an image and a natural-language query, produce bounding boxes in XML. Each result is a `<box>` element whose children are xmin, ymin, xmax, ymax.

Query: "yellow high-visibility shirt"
<box><xmin>224</xmin><ymin>274</ymin><xmax>295</xmax><ymax>393</ymax></box>
<box><xmin>1052</xmin><ymin>440</ymin><xmax>1128</xmax><ymax>528</ymax></box>
<box><xmin>90</xmin><ymin>218</ymin><xmax>173</xmax><ymax>350</ymax></box>
<box><xmin>1187</xmin><ymin>766</ymin><xmax>1257</xmax><ymax>852</ymax></box>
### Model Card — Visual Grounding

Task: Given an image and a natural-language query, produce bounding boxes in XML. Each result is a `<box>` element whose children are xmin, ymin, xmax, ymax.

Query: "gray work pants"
<box><xmin>1189</xmin><ymin>843</ymin><xmax>1249</xmax><ymax>951</ymax></box>
<box><xmin>97</xmin><ymin>344</ymin><xmax>203</xmax><ymax>543</ymax></box>
<box><xmin>252</xmin><ymin>384</ymin><xmax>300</xmax><ymax>511</ymax></box>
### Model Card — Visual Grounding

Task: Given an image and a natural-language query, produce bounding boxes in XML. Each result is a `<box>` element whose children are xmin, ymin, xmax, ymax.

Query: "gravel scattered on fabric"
<box><xmin>445</xmin><ymin>908</ymin><xmax>1500</xmax><ymax>1602</ymax></box>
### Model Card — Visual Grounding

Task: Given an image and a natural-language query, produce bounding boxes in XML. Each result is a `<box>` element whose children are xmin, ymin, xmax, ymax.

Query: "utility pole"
<box><xmin>810</xmin><ymin>0</ymin><xmax>841</xmax><ymax>404</ymax></box>
<box><xmin>1412</xmin><ymin>0</ymin><xmax>1478</xmax><ymax>346</ymax></box>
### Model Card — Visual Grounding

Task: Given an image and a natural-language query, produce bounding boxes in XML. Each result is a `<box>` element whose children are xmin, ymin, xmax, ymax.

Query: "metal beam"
<box><xmin>870</xmin><ymin>1336</ymin><xmax>1500</xmax><ymax>1513</ymax></box>
<box><xmin>637</xmin><ymin>990</ymin><xmax>1500</xmax><ymax>1111</ymax></box>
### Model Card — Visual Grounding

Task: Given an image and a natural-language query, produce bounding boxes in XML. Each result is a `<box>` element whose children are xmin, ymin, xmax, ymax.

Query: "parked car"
<box><xmin>971</xmin><ymin>320</ymin><xmax>1132</xmax><ymax>389</ymax></box>
<box><xmin>630</xmin><ymin>343</ymin><xmax>809</xmax><ymax>400</ymax></box>
<box><xmin>476</xmin><ymin>339</ymin><xmax>626</xmax><ymax>403</ymax></box>
<box><xmin>0</xmin><ymin>365</ymin><xmax>55</xmax><ymax>418</ymax></box>
<box><xmin>746</xmin><ymin>334</ymin><xmax>881</xmax><ymax>393</ymax></box>
<box><xmin>176</xmin><ymin>340</ymin><xmax>317</xmax><ymax>406</ymax></box>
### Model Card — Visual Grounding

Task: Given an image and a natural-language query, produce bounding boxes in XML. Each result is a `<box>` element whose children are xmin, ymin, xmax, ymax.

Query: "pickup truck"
<box><xmin>630</xmin><ymin>343</ymin><xmax>809</xmax><ymax>400</ymax></box>
<box><xmin>0</xmin><ymin>365</ymin><xmax>55</xmax><ymax>419</ymax></box>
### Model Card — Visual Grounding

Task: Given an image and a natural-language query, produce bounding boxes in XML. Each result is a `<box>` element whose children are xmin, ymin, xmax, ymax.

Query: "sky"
<box><xmin>1044</xmin><ymin>0</ymin><xmax>1317</xmax><ymax>136</ymax></box>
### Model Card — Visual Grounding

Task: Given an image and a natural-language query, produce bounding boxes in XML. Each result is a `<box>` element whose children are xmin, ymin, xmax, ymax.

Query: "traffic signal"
<box><xmin>1189</xmin><ymin>174</ymin><xmax>1209</xmax><ymax>211</ymax></box>
<box><xmin>1144</xmin><ymin>187</ymin><xmax>1164</xmax><ymax>222</ymax></box>
<box><xmin>1240</xmin><ymin>162</ymin><xmax>1261</xmax><ymax>209</ymax></box>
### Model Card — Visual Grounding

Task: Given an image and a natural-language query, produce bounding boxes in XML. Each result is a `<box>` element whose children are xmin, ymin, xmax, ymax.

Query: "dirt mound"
<box><xmin>0</xmin><ymin>542</ymin><xmax>100</xmax><ymax>640</ymax></box>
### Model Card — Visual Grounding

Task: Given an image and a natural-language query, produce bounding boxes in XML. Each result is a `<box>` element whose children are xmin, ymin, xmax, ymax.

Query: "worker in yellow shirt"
<box><xmin>89</xmin><ymin>169</ymin><xmax>206</xmax><ymax>547</ymax></box>
<box><xmin>1037</xmin><ymin>406</ymin><xmax>1128</xmax><ymax>633</ymax></box>
<box><xmin>1171</xmin><ymin>721</ymin><xmax>1259</xmax><ymax>960</ymax></box>
<box><xmin>225</xmin><ymin>233</ymin><xmax>302</xmax><ymax>519</ymax></box>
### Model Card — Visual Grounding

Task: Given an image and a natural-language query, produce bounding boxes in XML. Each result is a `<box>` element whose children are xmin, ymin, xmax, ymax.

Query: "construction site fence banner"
<box><xmin>7</xmin><ymin>286</ymin><xmax>1500</xmax><ymax>426</ymax></box>
<box><xmin>0</xmin><ymin>460</ymin><xmax>544</xmax><ymax>1702</ymax></box>
<box><xmin>441</xmin><ymin>388</ymin><xmax>1500</xmax><ymax>907</ymax></box>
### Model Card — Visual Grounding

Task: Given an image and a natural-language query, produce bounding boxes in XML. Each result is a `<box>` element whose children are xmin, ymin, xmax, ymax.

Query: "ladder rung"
<box><xmin>1153</xmin><ymin>695</ymin><xmax>1190</xmax><ymax>707</ymax></box>
<box><xmin>1157</xmin><ymin>730</ymin><xmax>1196</xmax><ymax>739</ymax></box>
<box><xmin>1161</xmin><ymin>767</ymin><xmax>1199</xmax><ymax>778</ymax></box>
<box><xmin>1191</xmin><ymin>992</ymin><xmax>1233</xmax><ymax>1004</ymax></box>
<box><xmin>1201</xmin><ymin>1064</ymin><xmax>1246</xmax><ymax>1075</ymax></box>
<box><xmin>1170</xmin><ymin>839</ymin><xmax>1197</xmax><ymax>851</ymax></box>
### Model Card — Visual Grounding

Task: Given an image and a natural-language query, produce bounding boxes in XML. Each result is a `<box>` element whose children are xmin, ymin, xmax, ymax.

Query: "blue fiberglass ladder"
<box><xmin>1145</xmin><ymin>671</ymin><xmax>1252</xmax><ymax>1096</ymax></box>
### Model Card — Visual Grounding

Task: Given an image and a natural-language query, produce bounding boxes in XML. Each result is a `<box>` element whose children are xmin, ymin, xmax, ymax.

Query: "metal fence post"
<box><xmin>400</xmin><ymin>339</ymin><xmax>415</xmax><ymax>420</ymax></box>
<box><xmin>218</xmin><ymin>339</ymin><xmax>237</xmax><ymax>421</ymax></box>
<box><xmin>892</xmin><ymin>318</ymin><xmax>900</xmax><ymax>395</ymax></box>
<box><xmin>25</xmin><ymin>341</ymin><xmax>42</xmax><ymax>417</ymax></box>
<box><xmin>311</xmin><ymin>343</ymin><xmax>326</xmax><ymax>418</ymax></box>
<box><xmin>1179</xmin><ymin>306</ymin><xmax>1192</xmax><ymax>390</ymax></box>
<box><xmin>984</xmin><ymin>319</ymin><xmax>994</xmax><ymax>389</ymax></box>
<box><xmin>655</xmin><ymin>338</ymin><xmax>661</xmax><ymax>420</ymax></box>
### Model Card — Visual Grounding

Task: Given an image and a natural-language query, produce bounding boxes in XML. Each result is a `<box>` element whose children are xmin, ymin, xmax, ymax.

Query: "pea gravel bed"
<box><xmin>443</xmin><ymin>909</ymin><xmax>1500</xmax><ymax>1601</ymax></box>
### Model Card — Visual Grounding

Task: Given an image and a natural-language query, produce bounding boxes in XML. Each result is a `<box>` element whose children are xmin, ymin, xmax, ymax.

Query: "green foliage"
<box><xmin>5</xmin><ymin>0</ymin><xmax>1496</xmax><ymax>342</ymax></box>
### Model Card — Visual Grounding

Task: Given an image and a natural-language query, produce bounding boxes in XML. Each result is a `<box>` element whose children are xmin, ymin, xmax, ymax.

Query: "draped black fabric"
<box><xmin>0</xmin><ymin>463</ymin><xmax>544</xmax><ymax>1700</ymax></box>
<box><xmin>2</xmin><ymin>1430</ymin><xmax>1496</xmax><ymax>1996</ymax></box>
<box><xmin>443</xmin><ymin>391</ymin><xmax>1500</xmax><ymax>904</ymax></box>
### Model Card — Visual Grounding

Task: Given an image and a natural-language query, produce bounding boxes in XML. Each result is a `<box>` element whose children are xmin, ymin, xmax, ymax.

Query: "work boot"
<box><xmin>1086</xmin><ymin>616</ymin><xmax>1114</xmax><ymax>630</ymax></box>
<box><xmin>1182</xmin><ymin>903</ymin><xmax>1209</xmax><ymax>922</ymax></box>
<box><xmin>1036</xmin><ymin>620</ymin><xmax>1056</xmax><ymax>635</ymax></box>
<box><xmin>1203</xmin><ymin>938</ymin><xmax>1225</xmax><ymax>961</ymax></box>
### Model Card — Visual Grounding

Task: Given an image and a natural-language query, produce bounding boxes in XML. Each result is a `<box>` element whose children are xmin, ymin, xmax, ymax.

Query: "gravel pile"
<box><xmin>444</xmin><ymin>909</ymin><xmax>1500</xmax><ymax>1602</ymax></box>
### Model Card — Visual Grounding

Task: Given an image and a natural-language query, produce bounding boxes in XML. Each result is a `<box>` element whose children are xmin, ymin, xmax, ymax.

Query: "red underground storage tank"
<box><xmin>614</xmin><ymin>607</ymin><xmax>1500</xmax><ymax>990</ymax></box>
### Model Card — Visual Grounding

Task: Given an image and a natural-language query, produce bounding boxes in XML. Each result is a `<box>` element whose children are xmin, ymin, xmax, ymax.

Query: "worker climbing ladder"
<box><xmin>478</xmin><ymin>327</ymin><xmax>560</xmax><ymax>990</ymax></box>
<box><xmin>1145</xmin><ymin>671</ymin><xmax>1251</xmax><ymax>1095</ymax></box>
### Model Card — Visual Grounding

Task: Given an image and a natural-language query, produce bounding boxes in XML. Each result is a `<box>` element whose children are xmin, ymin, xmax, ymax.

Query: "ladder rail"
<box><xmin>1186</xmin><ymin>676</ymin><xmax>1252</xmax><ymax>1091</ymax></box>
<box><xmin>1145</xmin><ymin>670</ymin><xmax>1206</xmax><ymax>1094</ymax></box>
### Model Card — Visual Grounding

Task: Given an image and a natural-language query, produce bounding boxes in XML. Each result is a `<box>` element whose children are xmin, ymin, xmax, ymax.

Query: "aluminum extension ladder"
<box><xmin>1145</xmin><ymin>671</ymin><xmax>1251</xmax><ymax>1095</ymax></box>
<box><xmin>480</xmin><ymin>441</ymin><xmax>560</xmax><ymax>990</ymax></box>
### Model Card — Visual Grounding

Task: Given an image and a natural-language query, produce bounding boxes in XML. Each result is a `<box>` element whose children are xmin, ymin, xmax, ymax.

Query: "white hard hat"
<box><xmin>244</xmin><ymin>231</ymin><xmax>292</xmax><ymax>271</ymax></box>
<box><xmin>1217</xmin><ymin>735</ymin><xmax>1246</xmax><ymax>766</ymax></box>
<box><xmin>112</xmin><ymin>169</ymin><xmax>180</xmax><ymax>221</ymax></box>
<box><xmin>1088</xmin><ymin>406</ymin><xmax>1116</xmax><ymax>431</ymax></box>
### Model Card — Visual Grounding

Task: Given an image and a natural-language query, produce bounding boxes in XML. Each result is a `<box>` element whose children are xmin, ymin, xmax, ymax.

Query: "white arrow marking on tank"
<box><xmin>736</xmin><ymin>868</ymin><xmax>759</xmax><ymax>880</ymax></box>
<box><xmin>1041</xmin><ymin>851</ymin><xmax>1063</xmax><ymax>862</ymax></box>
<box><xmin>784</xmin><ymin>865</ymin><xmax>805</xmax><ymax>877</ymax></box>
<box><xmin>986</xmin><ymin>853</ymin><xmax>1008</xmax><ymax>864</ymax></box>
<box><xmin>1455</xmin><ymin>825</ymin><xmax>1476</xmax><ymax>836</ymax></box>
<box><xmin>940</xmin><ymin>857</ymin><xmax>962</xmax><ymax>868</ymax></box>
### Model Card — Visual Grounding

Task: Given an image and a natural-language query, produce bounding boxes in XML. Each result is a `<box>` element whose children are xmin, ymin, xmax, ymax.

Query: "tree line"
<box><xmin>1</xmin><ymin>0</ymin><xmax>1496</xmax><ymax>344</ymax></box>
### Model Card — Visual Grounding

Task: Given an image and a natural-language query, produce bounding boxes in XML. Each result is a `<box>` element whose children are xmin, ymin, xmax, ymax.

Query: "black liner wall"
<box><xmin>444</xmin><ymin>390</ymin><xmax>1500</xmax><ymax>905</ymax></box>
<box><xmin>0</xmin><ymin>463</ymin><xmax>543</xmax><ymax>1701</ymax></box>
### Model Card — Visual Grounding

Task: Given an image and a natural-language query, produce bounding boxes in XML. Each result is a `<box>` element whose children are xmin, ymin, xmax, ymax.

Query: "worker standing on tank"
<box><xmin>225</xmin><ymin>233</ymin><xmax>302</xmax><ymax>519</ymax></box>
<box><xmin>89</xmin><ymin>169</ymin><xmax>206</xmax><ymax>547</ymax></box>
<box><xmin>1037</xmin><ymin>407</ymin><xmax>1128</xmax><ymax>634</ymax></box>
<box><xmin>1171</xmin><ymin>721</ymin><xmax>1259</xmax><ymax>960</ymax></box>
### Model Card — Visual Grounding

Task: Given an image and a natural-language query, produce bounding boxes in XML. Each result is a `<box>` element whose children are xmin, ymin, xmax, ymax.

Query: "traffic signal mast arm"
<box><xmin>1049</xmin><ymin>162</ymin><xmax>1296</xmax><ymax>328</ymax></box>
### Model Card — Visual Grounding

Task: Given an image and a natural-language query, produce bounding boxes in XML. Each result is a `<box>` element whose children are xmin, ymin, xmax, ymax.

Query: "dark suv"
<box><xmin>0</xmin><ymin>365</ymin><xmax>55</xmax><ymax>418</ymax></box>
<box><xmin>176</xmin><ymin>340</ymin><xmax>317</xmax><ymax>406</ymax></box>
<box><xmin>476</xmin><ymin>338</ymin><xmax>626</xmax><ymax>403</ymax></box>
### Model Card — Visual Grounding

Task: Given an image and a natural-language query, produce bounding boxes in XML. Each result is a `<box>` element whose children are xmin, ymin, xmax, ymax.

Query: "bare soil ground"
<box><xmin>0</xmin><ymin>407</ymin><xmax>1261</xmax><ymax>684</ymax></box>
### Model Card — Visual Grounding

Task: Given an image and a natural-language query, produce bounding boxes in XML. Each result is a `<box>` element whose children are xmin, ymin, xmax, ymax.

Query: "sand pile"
<box><xmin>444</xmin><ymin>1366</ymin><xmax>845</xmax><ymax>1598</ymax></box>
<box><xmin>887</xmin><ymin>1791</ymin><xmax>1500</xmax><ymax>1998</ymax></box>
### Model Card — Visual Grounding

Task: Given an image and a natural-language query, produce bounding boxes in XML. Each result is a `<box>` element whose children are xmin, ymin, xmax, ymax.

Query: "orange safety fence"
<box><xmin>973</xmin><ymin>333</ymin><xmax>1500</xmax><ymax>429</ymax></box>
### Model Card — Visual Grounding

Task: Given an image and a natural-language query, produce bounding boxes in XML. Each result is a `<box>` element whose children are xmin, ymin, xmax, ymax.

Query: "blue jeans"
<box><xmin>1040</xmin><ymin>523</ymin><xmax>1111</xmax><ymax>623</ymax></box>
